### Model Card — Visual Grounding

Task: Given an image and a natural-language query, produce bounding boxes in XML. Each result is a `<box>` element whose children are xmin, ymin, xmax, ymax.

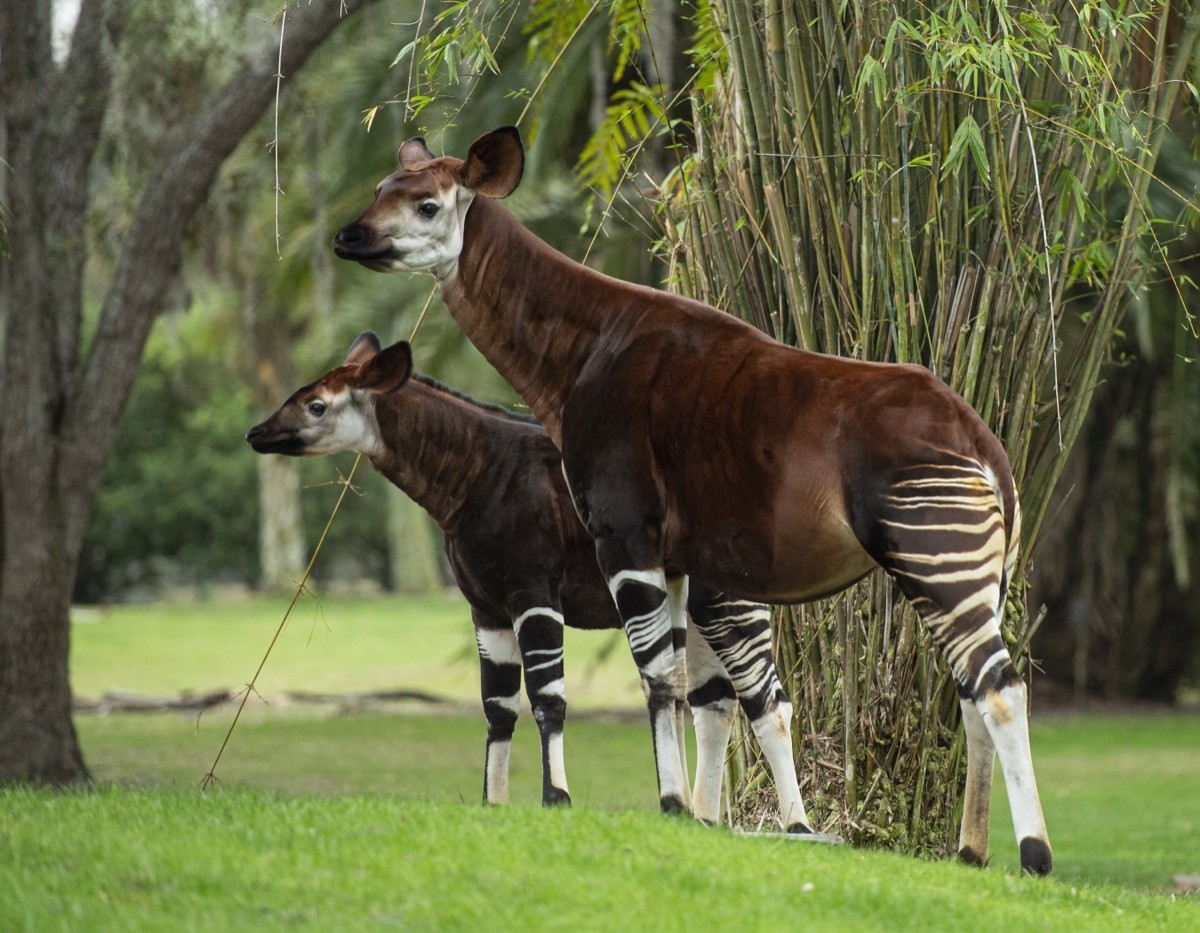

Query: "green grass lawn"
<box><xmin>70</xmin><ymin>594</ymin><xmax>645</xmax><ymax>709</ymax></box>
<box><xmin>12</xmin><ymin>594</ymin><xmax>1192</xmax><ymax>928</ymax></box>
<box><xmin>78</xmin><ymin>708</ymin><xmax>661</xmax><ymax>810</ymax></box>
<box><xmin>2</xmin><ymin>787</ymin><xmax>1195</xmax><ymax>932</ymax></box>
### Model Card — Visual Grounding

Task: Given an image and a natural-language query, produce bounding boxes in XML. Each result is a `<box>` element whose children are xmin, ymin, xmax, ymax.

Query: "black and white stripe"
<box><xmin>605</xmin><ymin>568</ymin><xmax>691</xmax><ymax>812</ymax></box>
<box><xmin>474</xmin><ymin>619</ymin><xmax>522</xmax><ymax>805</ymax></box>
<box><xmin>873</xmin><ymin>454</ymin><xmax>1048</xmax><ymax>871</ymax></box>
<box><xmin>511</xmin><ymin>604</ymin><xmax>570</xmax><ymax>805</ymax></box>
<box><xmin>687</xmin><ymin>590</ymin><xmax>811</xmax><ymax>832</ymax></box>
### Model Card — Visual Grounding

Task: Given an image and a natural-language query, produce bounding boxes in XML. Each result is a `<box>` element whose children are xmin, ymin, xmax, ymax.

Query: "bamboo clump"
<box><xmin>658</xmin><ymin>0</ymin><xmax>1200</xmax><ymax>853</ymax></box>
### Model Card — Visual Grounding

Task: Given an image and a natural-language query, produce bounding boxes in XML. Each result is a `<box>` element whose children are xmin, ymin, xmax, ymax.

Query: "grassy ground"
<box><xmin>78</xmin><ymin>708</ymin><xmax>662</xmax><ymax>810</ymax></box>
<box><xmin>70</xmin><ymin>594</ymin><xmax>645</xmax><ymax>709</ymax></box>
<box><xmin>11</xmin><ymin>594</ymin><xmax>1191</xmax><ymax>928</ymax></box>
<box><xmin>2</xmin><ymin>787</ymin><xmax>1195</xmax><ymax>932</ymax></box>
<box><xmin>72</xmin><ymin>709</ymin><xmax>1200</xmax><ymax>894</ymax></box>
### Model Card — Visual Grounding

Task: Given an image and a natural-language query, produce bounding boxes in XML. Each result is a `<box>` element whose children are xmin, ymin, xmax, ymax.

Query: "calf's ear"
<box><xmin>457</xmin><ymin>126</ymin><xmax>524</xmax><ymax>199</ymax></box>
<box><xmin>343</xmin><ymin>331</ymin><xmax>383</xmax><ymax>368</ymax></box>
<box><xmin>357</xmin><ymin>341</ymin><xmax>413</xmax><ymax>395</ymax></box>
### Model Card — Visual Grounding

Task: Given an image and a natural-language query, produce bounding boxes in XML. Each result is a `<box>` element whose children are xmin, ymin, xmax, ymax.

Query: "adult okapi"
<box><xmin>246</xmin><ymin>332</ymin><xmax>803</xmax><ymax>825</ymax></box>
<box><xmin>332</xmin><ymin>128</ymin><xmax>1052</xmax><ymax>874</ymax></box>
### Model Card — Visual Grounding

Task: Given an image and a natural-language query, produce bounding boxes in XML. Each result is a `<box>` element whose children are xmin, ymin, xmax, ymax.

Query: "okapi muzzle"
<box><xmin>245</xmin><ymin>418</ymin><xmax>308</xmax><ymax>457</ymax></box>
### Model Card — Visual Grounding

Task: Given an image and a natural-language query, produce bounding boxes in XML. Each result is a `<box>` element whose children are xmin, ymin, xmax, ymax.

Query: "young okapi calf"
<box><xmin>246</xmin><ymin>332</ymin><xmax>803</xmax><ymax>824</ymax></box>
<box><xmin>331</xmin><ymin>128</ymin><xmax>1053</xmax><ymax>874</ymax></box>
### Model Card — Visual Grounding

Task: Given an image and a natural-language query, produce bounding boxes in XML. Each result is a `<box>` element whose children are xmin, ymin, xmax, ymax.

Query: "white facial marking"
<box><xmin>375</xmin><ymin>187</ymin><xmax>475</xmax><ymax>281</ymax></box>
<box><xmin>297</xmin><ymin>388</ymin><xmax>383</xmax><ymax>458</ymax></box>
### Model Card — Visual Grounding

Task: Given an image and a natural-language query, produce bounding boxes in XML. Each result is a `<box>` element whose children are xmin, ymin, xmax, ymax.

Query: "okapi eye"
<box><xmin>307</xmin><ymin>400</ymin><xmax>327</xmax><ymax>417</ymax></box>
<box><xmin>418</xmin><ymin>201</ymin><xmax>439</xmax><ymax>218</ymax></box>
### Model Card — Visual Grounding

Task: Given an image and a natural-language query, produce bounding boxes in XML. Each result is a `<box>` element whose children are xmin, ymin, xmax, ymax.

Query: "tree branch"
<box><xmin>61</xmin><ymin>0</ymin><xmax>381</xmax><ymax>551</ymax></box>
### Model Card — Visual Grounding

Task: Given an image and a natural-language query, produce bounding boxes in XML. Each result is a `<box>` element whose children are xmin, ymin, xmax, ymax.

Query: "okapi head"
<box><xmin>332</xmin><ymin>127</ymin><xmax>524</xmax><ymax>278</ymax></box>
<box><xmin>245</xmin><ymin>332</ymin><xmax>412</xmax><ymax>457</ymax></box>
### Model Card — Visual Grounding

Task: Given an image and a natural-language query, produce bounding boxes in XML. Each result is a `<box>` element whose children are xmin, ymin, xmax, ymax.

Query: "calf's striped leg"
<box><xmin>511</xmin><ymin>599</ymin><xmax>571</xmax><ymax>806</ymax></box>
<box><xmin>872</xmin><ymin>459</ymin><xmax>1051</xmax><ymax>875</ymax></box>
<box><xmin>603</xmin><ymin>562</ymin><xmax>691</xmax><ymax>814</ymax></box>
<box><xmin>690</xmin><ymin>589</ymin><xmax>812</xmax><ymax>833</ymax></box>
<box><xmin>474</xmin><ymin>612</ymin><xmax>522</xmax><ymax>805</ymax></box>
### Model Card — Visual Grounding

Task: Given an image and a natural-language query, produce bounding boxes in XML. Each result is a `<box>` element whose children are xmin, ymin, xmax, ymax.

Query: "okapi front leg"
<box><xmin>667</xmin><ymin>575</ymin><xmax>692</xmax><ymax>811</ymax></box>
<box><xmin>511</xmin><ymin>600</ymin><xmax>571</xmax><ymax>806</ymax></box>
<box><xmin>474</xmin><ymin>614</ymin><xmax>522</xmax><ymax>805</ymax></box>
<box><xmin>603</xmin><ymin>562</ymin><xmax>690</xmax><ymax>814</ymax></box>
<box><xmin>691</xmin><ymin>592</ymin><xmax>812</xmax><ymax>833</ymax></box>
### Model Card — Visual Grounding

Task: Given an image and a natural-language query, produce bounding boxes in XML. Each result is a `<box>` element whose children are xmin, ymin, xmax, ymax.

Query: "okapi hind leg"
<box><xmin>511</xmin><ymin>599</ymin><xmax>571</xmax><ymax>806</ymax></box>
<box><xmin>690</xmin><ymin>590</ymin><xmax>812</xmax><ymax>834</ymax></box>
<box><xmin>684</xmin><ymin>619</ymin><xmax>736</xmax><ymax>825</ymax></box>
<box><xmin>870</xmin><ymin>460</ymin><xmax>1051</xmax><ymax>875</ymax></box>
<box><xmin>957</xmin><ymin>693</ymin><xmax>996</xmax><ymax>866</ymax></box>
<box><xmin>474</xmin><ymin>613</ymin><xmax>522</xmax><ymax>806</ymax></box>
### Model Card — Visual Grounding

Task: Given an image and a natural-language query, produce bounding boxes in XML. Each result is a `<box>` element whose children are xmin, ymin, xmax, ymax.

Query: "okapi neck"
<box><xmin>367</xmin><ymin>381</ymin><xmax>496</xmax><ymax>531</ymax></box>
<box><xmin>437</xmin><ymin>197</ymin><xmax>607</xmax><ymax>443</ymax></box>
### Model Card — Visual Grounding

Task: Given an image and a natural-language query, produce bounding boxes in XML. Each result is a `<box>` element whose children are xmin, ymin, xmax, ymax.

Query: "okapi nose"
<box><xmin>245</xmin><ymin>424</ymin><xmax>267</xmax><ymax>445</ymax></box>
<box><xmin>333</xmin><ymin>223</ymin><xmax>369</xmax><ymax>250</ymax></box>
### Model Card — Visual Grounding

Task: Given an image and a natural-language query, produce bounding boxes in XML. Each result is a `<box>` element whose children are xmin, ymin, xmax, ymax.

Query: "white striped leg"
<box><xmin>512</xmin><ymin>603</ymin><xmax>571</xmax><ymax>806</ymax></box>
<box><xmin>976</xmin><ymin>680</ymin><xmax>1051</xmax><ymax>875</ymax></box>
<box><xmin>685</xmin><ymin>622</ymin><xmax>736</xmax><ymax>824</ymax></box>
<box><xmin>957</xmin><ymin>696</ymin><xmax>996</xmax><ymax>866</ymax></box>
<box><xmin>607</xmin><ymin>567</ymin><xmax>690</xmax><ymax>813</ymax></box>
<box><xmin>693</xmin><ymin>594</ymin><xmax>811</xmax><ymax>832</ymax></box>
<box><xmin>474</xmin><ymin>620</ymin><xmax>522</xmax><ymax>805</ymax></box>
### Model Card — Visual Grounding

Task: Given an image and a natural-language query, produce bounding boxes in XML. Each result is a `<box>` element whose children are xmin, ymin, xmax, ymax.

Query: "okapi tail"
<box><xmin>983</xmin><ymin>453</ymin><xmax>1022</xmax><ymax>614</ymax></box>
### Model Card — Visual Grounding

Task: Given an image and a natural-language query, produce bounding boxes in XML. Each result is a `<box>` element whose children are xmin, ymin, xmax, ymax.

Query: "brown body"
<box><xmin>440</xmin><ymin>194</ymin><xmax>1015</xmax><ymax>603</ymax></box>
<box><xmin>332</xmin><ymin>128</ymin><xmax>1051</xmax><ymax>873</ymax></box>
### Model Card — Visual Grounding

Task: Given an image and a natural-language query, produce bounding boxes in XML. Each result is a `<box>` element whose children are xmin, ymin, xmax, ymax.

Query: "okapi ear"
<box><xmin>357</xmin><ymin>341</ymin><xmax>413</xmax><ymax>395</ymax></box>
<box><xmin>398</xmin><ymin>136</ymin><xmax>435</xmax><ymax>168</ymax></box>
<box><xmin>458</xmin><ymin>126</ymin><xmax>524</xmax><ymax>199</ymax></box>
<box><xmin>343</xmin><ymin>331</ymin><xmax>383</xmax><ymax>368</ymax></box>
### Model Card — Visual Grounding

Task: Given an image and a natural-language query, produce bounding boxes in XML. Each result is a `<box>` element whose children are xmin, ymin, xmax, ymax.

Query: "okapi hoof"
<box><xmin>958</xmin><ymin>846</ymin><xmax>989</xmax><ymax>868</ymax></box>
<box><xmin>785</xmin><ymin>821</ymin><xmax>815</xmax><ymax>835</ymax></box>
<box><xmin>660</xmin><ymin>794</ymin><xmax>689</xmax><ymax>815</ymax></box>
<box><xmin>543</xmin><ymin>787</ymin><xmax>572</xmax><ymax>807</ymax></box>
<box><xmin>1019</xmin><ymin>837</ymin><xmax>1053</xmax><ymax>877</ymax></box>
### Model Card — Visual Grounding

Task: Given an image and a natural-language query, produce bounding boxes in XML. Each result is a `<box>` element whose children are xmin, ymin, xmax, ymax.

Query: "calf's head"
<box><xmin>246</xmin><ymin>332</ymin><xmax>413</xmax><ymax>458</ymax></box>
<box><xmin>332</xmin><ymin>126</ymin><xmax>524</xmax><ymax>279</ymax></box>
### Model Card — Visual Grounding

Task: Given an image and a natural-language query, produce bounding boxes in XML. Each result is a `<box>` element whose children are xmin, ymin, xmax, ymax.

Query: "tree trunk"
<box><xmin>257</xmin><ymin>455</ymin><xmax>307</xmax><ymax>593</ymax></box>
<box><xmin>386</xmin><ymin>490</ymin><xmax>442</xmax><ymax>595</ymax></box>
<box><xmin>0</xmin><ymin>0</ymin><xmax>380</xmax><ymax>786</ymax></box>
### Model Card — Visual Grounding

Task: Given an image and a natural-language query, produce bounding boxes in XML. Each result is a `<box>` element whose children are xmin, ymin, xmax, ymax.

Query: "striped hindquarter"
<box><xmin>869</xmin><ymin>455</ymin><xmax>1050</xmax><ymax>874</ymax></box>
